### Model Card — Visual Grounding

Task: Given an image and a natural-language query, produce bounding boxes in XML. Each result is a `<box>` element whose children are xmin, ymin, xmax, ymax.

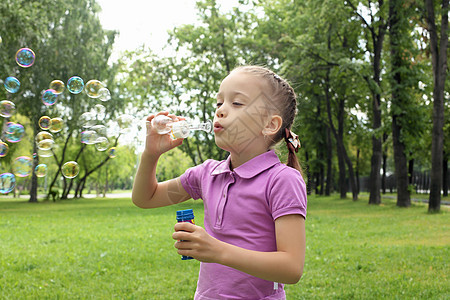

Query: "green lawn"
<box><xmin>0</xmin><ymin>195</ymin><xmax>448</xmax><ymax>299</ymax></box>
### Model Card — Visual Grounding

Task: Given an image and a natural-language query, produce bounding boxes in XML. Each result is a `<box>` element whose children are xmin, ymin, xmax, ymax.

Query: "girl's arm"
<box><xmin>132</xmin><ymin>112</ymin><xmax>191</xmax><ymax>208</ymax></box>
<box><xmin>173</xmin><ymin>214</ymin><xmax>306</xmax><ymax>284</ymax></box>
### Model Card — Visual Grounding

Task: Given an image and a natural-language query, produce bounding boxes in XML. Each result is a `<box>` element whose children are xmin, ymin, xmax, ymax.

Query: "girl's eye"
<box><xmin>216</xmin><ymin>103</ymin><xmax>223</xmax><ymax>108</ymax></box>
<box><xmin>233</xmin><ymin>102</ymin><xmax>243</xmax><ymax>106</ymax></box>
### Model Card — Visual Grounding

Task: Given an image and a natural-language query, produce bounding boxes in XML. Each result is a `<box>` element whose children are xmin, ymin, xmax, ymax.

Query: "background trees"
<box><xmin>0</xmin><ymin>0</ymin><xmax>447</xmax><ymax>211</ymax></box>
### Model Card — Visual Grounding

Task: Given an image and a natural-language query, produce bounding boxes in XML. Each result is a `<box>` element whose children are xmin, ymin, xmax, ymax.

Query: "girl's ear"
<box><xmin>263</xmin><ymin>114</ymin><xmax>283</xmax><ymax>136</ymax></box>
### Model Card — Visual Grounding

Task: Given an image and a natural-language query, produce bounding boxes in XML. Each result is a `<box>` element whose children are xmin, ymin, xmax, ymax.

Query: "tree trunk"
<box><xmin>325</xmin><ymin>126</ymin><xmax>333</xmax><ymax>196</ymax></box>
<box><xmin>425</xmin><ymin>0</ymin><xmax>448</xmax><ymax>212</ymax></box>
<box><xmin>443</xmin><ymin>156</ymin><xmax>448</xmax><ymax>197</ymax></box>
<box><xmin>381</xmin><ymin>133</ymin><xmax>388</xmax><ymax>194</ymax></box>
<box><xmin>389</xmin><ymin>0</ymin><xmax>411</xmax><ymax>207</ymax></box>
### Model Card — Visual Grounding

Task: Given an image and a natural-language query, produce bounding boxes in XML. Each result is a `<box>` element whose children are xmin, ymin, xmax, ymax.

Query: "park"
<box><xmin>0</xmin><ymin>0</ymin><xmax>449</xmax><ymax>299</ymax></box>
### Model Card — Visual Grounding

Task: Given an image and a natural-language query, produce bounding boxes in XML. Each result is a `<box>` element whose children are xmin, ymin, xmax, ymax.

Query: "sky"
<box><xmin>96</xmin><ymin>0</ymin><xmax>240</xmax><ymax>61</ymax></box>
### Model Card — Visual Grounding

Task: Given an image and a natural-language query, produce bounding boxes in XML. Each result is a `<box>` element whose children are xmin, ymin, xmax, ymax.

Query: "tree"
<box><xmin>424</xmin><ymin>0</ymin><xmax>449</xmax><ymax>212</ymax></box>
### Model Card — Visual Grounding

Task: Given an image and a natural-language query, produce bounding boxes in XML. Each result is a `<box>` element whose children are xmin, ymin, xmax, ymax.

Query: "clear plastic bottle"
<box><xmin>151</xmin><ymin>115</ymin><xmax>212</xmax><ymax>138</ymax></box>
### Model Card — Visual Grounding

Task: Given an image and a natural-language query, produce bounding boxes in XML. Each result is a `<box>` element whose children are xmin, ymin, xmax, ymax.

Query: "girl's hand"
<box><xmin>144</xmin><ymin>111</ymin><xmax>184</xmax><ymax>158</ymax></box>
<box><xmin>172</xmin><ymin>222</ymin><xmax>224</xmax><ymax>263</ymax></box>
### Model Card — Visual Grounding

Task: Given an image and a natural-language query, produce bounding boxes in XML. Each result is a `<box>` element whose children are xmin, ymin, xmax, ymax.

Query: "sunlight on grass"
<box><xmin>0</xmin><ymin>195</ymin><xmax>448</xmax><ymax>299</ymax></box>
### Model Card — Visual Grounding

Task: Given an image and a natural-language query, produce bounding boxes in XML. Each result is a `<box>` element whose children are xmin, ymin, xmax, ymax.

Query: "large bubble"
<box><xmin>94</xmin><ymin>104</ymin><xmax>106</xmax><ymax>120</ymax></box>
<box><xmin>85</xmin><ymin>80</ymin><xmax>104</xmax><ymax>98</ymax></box>
<box><xmin>37</xmin><ymin>148</ymin><xmax>53</xmax><ymax>158</ymax></box>
<box><xmin>5</xmin><ymin>122</ymin><xmax>24</xmax><ymax>143</ymax></box>
<box><xmin>62</xmin><ymin>161</ymin><xmax>79</xmax><ymax>179</ymax></box>
<box><xmin>67</xmin><ymin>76</ymin><xmax>84</xmax><ymax>94</ymax></box>
<box><xmin>49</xmin><ymin>80</ymin><xmax>65</xmax><ymax>94</ymax></box>
<box><xmin>12</xmin><ymin>156</ymin><xmax>33</xmax><ymax>177</ymax></box>
<box><xmin>39</xmin><ymin>116</ymin><xmax>51</xmax><ymax>130</ymax></box>
<box><xmin>35</xmin><ymin>164</ymin><xmax>48</xmax><ymax>177</ymax></box>
<box><xmin>0</xmin><ymin>173</ymin><xmax>16</xmax><ymax>194</ymax></box>
<box><xmin>4</xmin><ymin>77</ymin><xmax>20</xmax><ymax>93</ymax></box>
<box><xmin>0</xmin><ymin>141</ymin><xmax>9</xmax><ymax>157</ymax></box>
<box><xmin>42</xmin><ymin>89</ymin><xmax>58</xmax><ymax>106</ymax></box>
<box><xmin>0</xmin><ymin>100</ymin><xmax>15</xmax><ymax>118</ymax></box>
<box><xmin>15</xmin><ymin>48</ymin><xmax>35</xmax><ymax>68</ymax></box>
<box><xmin>49</xmin><ymin>117</ymin><xmax>63</xmax><ymax>133</ymax></box>
<box><xmin>35</xmin><ymin>131</ymin><xmax>54</xmax><ymax>150</ymax></box>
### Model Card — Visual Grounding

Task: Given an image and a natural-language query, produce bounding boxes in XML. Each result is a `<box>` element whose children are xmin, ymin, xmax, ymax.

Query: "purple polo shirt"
<box><xmin>180</xmin><ymin>150</ymin><xmax>307</xmax><ymax>300</ymax></box>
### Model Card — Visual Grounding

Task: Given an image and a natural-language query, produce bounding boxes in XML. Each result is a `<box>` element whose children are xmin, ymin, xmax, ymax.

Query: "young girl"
<box><xmin>132</xmin><ymin>65</ymin><xmax>307</xmax><ymax>299</ymax></box>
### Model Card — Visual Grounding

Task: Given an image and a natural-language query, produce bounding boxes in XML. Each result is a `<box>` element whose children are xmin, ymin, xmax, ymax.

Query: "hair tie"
<box><xmin>284</xmin><ymin>128</ymin><xmax>301</xmax><ymax>153</ymax></box>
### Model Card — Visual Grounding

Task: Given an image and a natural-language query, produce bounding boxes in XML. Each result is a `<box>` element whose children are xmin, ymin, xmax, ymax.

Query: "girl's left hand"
<box><xmin>172</xmin><ymin>222</ymin><xmax>223</xmax><ymax>263</ymax></box>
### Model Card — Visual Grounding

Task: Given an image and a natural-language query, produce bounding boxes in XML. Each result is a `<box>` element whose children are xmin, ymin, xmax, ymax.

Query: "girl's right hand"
<box><xmin>143</xmin><ymin>111</ymin><xmax>184</xmax><ymax>158</ymax></box>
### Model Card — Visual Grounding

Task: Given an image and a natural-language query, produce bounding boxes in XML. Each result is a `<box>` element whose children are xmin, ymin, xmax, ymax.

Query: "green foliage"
<box><xmin>0</xmin><ymin>195</ymin><xmax>448</xmax><ymax>298</ymax></box>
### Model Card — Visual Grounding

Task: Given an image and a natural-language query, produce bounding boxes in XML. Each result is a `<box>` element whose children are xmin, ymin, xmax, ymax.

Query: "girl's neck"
<box><xmin>229</xmin><ymin>148</ymin><xmax>269</xmax><ymax>170</ymax></box>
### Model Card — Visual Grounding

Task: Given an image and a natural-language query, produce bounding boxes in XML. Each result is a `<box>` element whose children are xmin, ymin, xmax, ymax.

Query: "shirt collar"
<box><xmin>211</xmin><ymin>150</ymin><xmax>280</xmax><ymax>179</ymax></box>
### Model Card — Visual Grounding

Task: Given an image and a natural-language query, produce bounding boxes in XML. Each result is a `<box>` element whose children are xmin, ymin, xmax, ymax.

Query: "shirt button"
<box><xmin>223</xmin><ymin>194</ymin><xmax>226</xmax><ymax>197</ymax></box>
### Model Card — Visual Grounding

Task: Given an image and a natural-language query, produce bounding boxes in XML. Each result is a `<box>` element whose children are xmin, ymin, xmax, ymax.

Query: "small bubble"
<box><xmin>98</xmin><ymin>87</ymin><xmax>111</xmax><ymax>102</ymax></box>
<box><xmin>4</xmin><ymin>77</ymin><xmax>20</xmax><ymax>93</ymax></box>
<box><xmin>80</xmin><ymin>130</ymin><xmax>98</xmax><ymax>144</ymax></box>
<box><xmin>62</xmin><ymin>161</ymin><xmax>79</xmax><ymax>179</ymax></box>
<box><xmin>67</xmin><ymin>76</ymin><xmax>84</xmax><ymax>94</ymax></box>
<box><xmin>0</xmin><ymin>141</ymin><xmax>9</xmax><ymax>157</ymax></box>
<box><xmin>95</xmin><ymin>137</ymin><xmax>109</xmax><ymax>151</ymax></box>
<box><xmin>108</xmin><ymin>147</ymin><xmax>116</xmax><ymax>158</ymax></box>
<box><xmin>5</xmin><ymin>122</ymin><xmax>24</xmax><ymax>143</ymax></box>
<box><xmin>49</xmin><ymin>117</ymin><xmax>63</xmax><ymax>133</ymax></box>
<box><xmin>0</xmin><ymin>173</ymin><xmax>16</xmax><ymax>194</ymax></box>
<box><xmin>35</xmin><ymin>164</ymin><xmax>48</xmax><ymax>177</ymax></box>
<box><xmin>39</xmin><ymin>116</ymin><xmax>51</xmax><ymax>130</ymax></box>
<box><xmin>12</xmin><ymin>156</ymin><xmax>33</xmax><ymax>177</ymax></box>
<box><xmin>42</xmin><ymin>89</ymin><xmax>58</xmax><ymax>106</ymax></box>
<box><xmin>15</xmin><ymin>48</ymin><xmax>35</xmax><ymax>68</ymax></box>
<box><xmin>49</xmin><ymin>80</ymin><xmax>65</xmax><ymax>94</ymax></box>
<box><xmin>85</xmin><ymin>80</ymin><xmax>104</xmax><ymax>98</ymax></box>
<box><xmin>0</xmin><ymin>100</ymin><xmax>15</xmax><ymax>118</ymax></box>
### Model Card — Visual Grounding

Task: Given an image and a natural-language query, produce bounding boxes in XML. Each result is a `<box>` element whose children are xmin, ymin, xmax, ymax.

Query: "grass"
<box><xmin>0</xmin><ymin>195</ymin><xmax>448</xmax><ymax>299</ymax></box>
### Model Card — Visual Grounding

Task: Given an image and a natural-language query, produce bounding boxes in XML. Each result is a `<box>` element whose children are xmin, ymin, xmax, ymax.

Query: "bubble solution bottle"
<box><xmin>151</xmin><ymin>115</ymin><xmax>212</xmax><ymax>138</ymax></box>
<box><xmin>176</xmin><ymin>209</ymin><xmax>195</xmax><ymax>260</ymax></box>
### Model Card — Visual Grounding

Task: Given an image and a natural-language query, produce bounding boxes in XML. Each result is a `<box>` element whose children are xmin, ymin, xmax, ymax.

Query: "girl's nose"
<box><xmin>216</xmin><ymin>105</ymin><xmax>226</xmax><ymax>118</ymax></box>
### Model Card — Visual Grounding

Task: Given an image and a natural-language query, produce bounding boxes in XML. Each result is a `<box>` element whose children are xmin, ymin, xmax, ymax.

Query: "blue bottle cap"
<box><xmin>176</xmin><ymin>209</ymin><xmax>194</xmax><ymax>222</ymax></box>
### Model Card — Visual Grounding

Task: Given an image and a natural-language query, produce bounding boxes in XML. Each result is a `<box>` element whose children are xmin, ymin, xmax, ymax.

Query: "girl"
<box><xmin>132</xmin><ymin>65</ymin><xmax>307</xmax><ymax>300</ymax></box>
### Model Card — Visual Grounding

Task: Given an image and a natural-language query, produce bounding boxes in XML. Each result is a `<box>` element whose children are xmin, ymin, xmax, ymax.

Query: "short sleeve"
<box><xmin>180</xmin><ymin>163</ymin><xmax>205</xmax><ymax>200</ymax></box>
<box><xmin>268</xmin><ymin>167</ymin><xmax>307</xmax><ymax>220</ymax></box>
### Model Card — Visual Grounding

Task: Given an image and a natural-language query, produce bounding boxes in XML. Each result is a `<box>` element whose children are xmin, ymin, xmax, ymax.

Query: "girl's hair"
<box><xmin>233</xmin><ymin>65</ymin><xmax>303</xmax><ymax>175</ymax></box>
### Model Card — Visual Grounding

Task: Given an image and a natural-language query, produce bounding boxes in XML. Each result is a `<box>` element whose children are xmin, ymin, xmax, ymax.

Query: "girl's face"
<box><xmin>213</xmin><ymin>71</ymin><xmax>279</xmax><ymax>154</ymax></box>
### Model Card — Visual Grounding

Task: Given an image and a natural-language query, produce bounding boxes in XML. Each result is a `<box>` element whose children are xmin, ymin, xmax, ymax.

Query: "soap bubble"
<box><xmin>108</xmin><ymin>147</ymin><xmax>116</xmax><ymax>158</ymax></box>
<box><xmin>117</xmin><ymin>114</ymin><xmax>133</xmax><ymax>133</ymax></box>
<box><xmin>42</xmin><ymin>89</ymin><xmax>58</xmax><ymax>106</ymax></box>
<box><xmin>85</xmin><ymin>80</ymin><xmax>104</xmax><ymax>98</ymax></box>
<box><xmin>12</xmin><ymin>156</ymin><xmax>33</xmax><ymax>177</ymax></box>
<box><xmin>79</xmin><ymin>112</ymin><xmax>96</xmax><ymax>128</ymax></box>
<box><xmin>95</xmin><ymin>137</ymin><xmax>109</xmax><ymax>151</ymax></box>
<box><xmin>35</xmin><ymin>164</ymin><xmax>48</xmax><ymax>177</ymax></box>
<box><xmin>98</xmin><ymin>87</ymin><xmax>111</xmax><ymax>102</ymax></box>
<box><xmin>39</xmin><ymin>116</ymin><xmax>51</xmax><ymax>130</ymax></box>
<box><xmin>38</xmin><ymin>139</ymin><xmax>55</xmax><ymax>151</ymax></box>
<box><xmin>0</xmin><ymin>173</ymin><xmax>16</xmax><ymax>194</ymax></box>
<box><xmin>94</xmin><ymin>104</ymin><xmax>106</xmax><ymax>120</ymax></box>
<box><xmin>62</xmin><ymin>161</ymin><xmax>79</xmax><ymax>179</ymax></box>
<box><xmin>80</xmin><ymin>130</ymin><xmax>98</xmax><ymax>144</ymax></box>
<box><xmin>67</xmin><ymin>76</ymin><xmax>84</xmax><ymax>94</ymax></box>
<box><xmin>91</xmin><ymin>124</ymin><xmax>107</xmax><ymax>138</ymax></box>
<box><xmin>5</xmin><ymin>122</ymin><xmax>24</xmax><ymax>143</ymax></box>
<box><xmin>35</xmin><ymin>131</ymin><xmax>54</xmax><ymax>150</ymax></box>
<box><xmin>4</xmin><ymin>77</ymin><xmax>20</xmax><ymax>93</ymax></box>
<box><xmin>0</xmin><ymin>100</ymin><xmax>15</xmax><ymax>117</ymax></box>
<box><xmin>15</xmin><ymin>48</ymin><xmax>35</xmax><ymax>67</ymax></box>
<box><xmin>49</xmin><ymin>80</ymin><xmax>65</xmax><ymax>94</ymax></box>
<box><xmin>37</xmin><ymin>148</ymin><xmax>53</xmax><ymax>158</ymax></box>
<box><xmin>49</xmin><ymin>117</ymin><xmax>63</xmax><ymax>133</ymax></box>
<box><xmin>0</xmin><ymin>141</ymin><xmax>9</xmax><ymax>157</ymax></box>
